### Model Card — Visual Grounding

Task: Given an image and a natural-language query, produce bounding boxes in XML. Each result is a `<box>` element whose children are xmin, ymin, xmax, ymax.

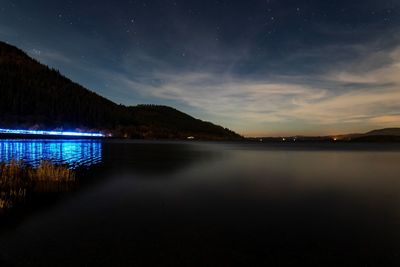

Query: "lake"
<box><xmin>1</xmin><ymin>139</ymin><xmax>400</xmax><ymax>266</ymax></box>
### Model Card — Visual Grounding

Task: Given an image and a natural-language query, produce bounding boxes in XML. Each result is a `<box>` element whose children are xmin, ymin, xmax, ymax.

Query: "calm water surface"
<box><xmin>1</xmin><ymin>140</ymin><xmax>400</xmax><ymax>266</ymax></box>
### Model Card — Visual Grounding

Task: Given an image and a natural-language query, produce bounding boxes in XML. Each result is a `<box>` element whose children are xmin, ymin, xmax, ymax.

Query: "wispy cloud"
<box><xmin>29</xmin><ymin>49</ymin><xmax>73</xmax><ymax>64</ymax></box>
<box><xmin>23</xmin><ymin>36</ymin><xmax>399</xmax><ymax>136</ymax></box>
<box><xmin>107</xmin><ymin>41</ymin><xmax>400</xmax><ymax>136</ymax></box>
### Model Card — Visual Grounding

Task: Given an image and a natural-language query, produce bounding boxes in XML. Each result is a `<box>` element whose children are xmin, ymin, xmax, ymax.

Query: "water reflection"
<box><xmin>101</xmin><ymin>141</ymin><xmax>224</xmax><ymax>176</ymax></box>
<box><xmin>0</xmin><ymin>139</ymin><xmax>102</xmax><ymax>168</ymax></box>
<box><xmin>2</xmin><ymin>142</ymin><xmax>400</xmax><ymax>266</ymax></box>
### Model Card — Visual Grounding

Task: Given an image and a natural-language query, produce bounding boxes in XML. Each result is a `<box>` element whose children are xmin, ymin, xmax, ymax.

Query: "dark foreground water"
<box><xmin>1</xmin><ymin>140</ymin><xmax>400</xmax><ymax>266</ymax></box>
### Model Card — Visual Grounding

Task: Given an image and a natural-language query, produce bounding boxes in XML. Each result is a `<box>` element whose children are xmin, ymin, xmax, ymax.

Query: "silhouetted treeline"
<box><xmin>0</xmin><ymin>41</ymin><xmax>242</xmax><ymax>140</ymax></box>
<box><xmin>124</xmin><ymin>105</ymin><xmax>240</xmax><ymax>139</ymax></box>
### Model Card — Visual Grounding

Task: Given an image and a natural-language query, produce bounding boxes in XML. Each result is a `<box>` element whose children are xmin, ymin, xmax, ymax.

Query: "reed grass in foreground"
<box><xmin>33</xmin><ymin>161</ymin><xmax>75</xmax><ymax>182</ymax></box>
<box><xmin>0</xmin><ymin>160</ymin><xmax>75</xmax><ymax>209</ymax></box>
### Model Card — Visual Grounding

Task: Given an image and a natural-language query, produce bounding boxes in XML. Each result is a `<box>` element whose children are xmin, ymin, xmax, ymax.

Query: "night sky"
<box><xmin>1</xmin><ymin>0</ymin><xmax>399</xmax><ymax>136</ymax></box>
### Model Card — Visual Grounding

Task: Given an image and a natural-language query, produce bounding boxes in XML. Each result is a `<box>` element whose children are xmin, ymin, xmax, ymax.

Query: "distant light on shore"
<box><xmin>0</xmin><ymin>128</ymin><xmax>104</xmax><ymax>138</ymax></box>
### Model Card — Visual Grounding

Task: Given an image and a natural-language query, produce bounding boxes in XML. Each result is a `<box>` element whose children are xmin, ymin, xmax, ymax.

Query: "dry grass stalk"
<box><xmin>0</xmin><ymin>160</ymin><xmax>75</xmax><ymax>210</ymax></box>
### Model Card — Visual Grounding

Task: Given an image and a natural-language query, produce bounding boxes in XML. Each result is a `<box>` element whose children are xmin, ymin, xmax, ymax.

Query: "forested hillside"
<box><xmin>0</xmin><ymin>41</ymin><xmax>241</xmax><ymax>140</ymax></box>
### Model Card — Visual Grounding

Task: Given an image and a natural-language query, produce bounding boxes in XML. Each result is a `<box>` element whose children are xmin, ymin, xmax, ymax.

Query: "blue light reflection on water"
<box><xmin>0</xmin><ymin>139</ymin><xmax>102</xmax><ymax>169</ymax></box>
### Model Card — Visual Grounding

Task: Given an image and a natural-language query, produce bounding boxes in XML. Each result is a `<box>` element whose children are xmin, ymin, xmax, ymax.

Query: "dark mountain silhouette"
<box><xmin>364</xmin><ymin>128</ymin><xmax>400</xmax><ymax>136</ymax></box>
<box><xmin>249</xmin><ymin>128</ymin><xmax>400</xmax><ymax>143</ymax></box>
<box><xmin>347</xmin><ymin>128</ymin><xmax>400</xmax><ymax>142</ymax></box>
<box><xmin>333</xmin><ymin>128</ymin><xmax>400</xmax><ymax>142</ymax></box>
<box><xmin>0</xmin><ymin>41</ymin><xmax>242</xmax><ymax>140</ymax></box>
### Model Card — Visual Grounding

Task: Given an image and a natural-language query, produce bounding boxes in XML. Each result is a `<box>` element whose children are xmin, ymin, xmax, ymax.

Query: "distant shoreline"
<box><xmin>1</xmin><ymin>134</ymin><xmax>400</xmax><ymax>143</ymax></box>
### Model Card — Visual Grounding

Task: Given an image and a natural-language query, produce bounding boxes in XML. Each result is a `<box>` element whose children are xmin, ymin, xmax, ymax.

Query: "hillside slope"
<box><xmin>0</xmin><ymin>41</ymin><xmax>241</xmax><ymax>140</ymax></box>
<box><xmin>365</xmin><ymin>128</ymin><xmax>400</xmax><ymax>136</ymax></box>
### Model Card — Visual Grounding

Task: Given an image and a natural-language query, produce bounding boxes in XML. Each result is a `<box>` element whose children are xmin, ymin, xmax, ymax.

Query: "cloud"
<box><xmin>114</xmin><ymin>42</ymin><xmax>400</xmax><ymax>135</ymax></box>
<box><xmin>370</xmin><ymin>115</ymin><xmax>400</xmax><ymax>124</ymax></box>
<box><xmin>29</xmin><ymin>50</ymin><xmax>73</xmax><ymax>64</ymax></box>
<box><xmin>331</xmin><ymin>46</ymin><xmax>400</xmax><ymax>84</ymax></box>
<box><xmin>43</xmin><ymin>35</ymin><xmax>399</xmax><ymax>136</ymax></box>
